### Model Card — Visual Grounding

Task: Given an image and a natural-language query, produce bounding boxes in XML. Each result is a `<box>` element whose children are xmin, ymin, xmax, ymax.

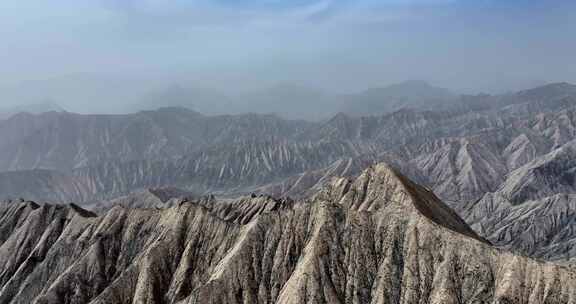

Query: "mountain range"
<box><xmin>2</xmin><ymin>164</ymin><xmax>576</xmax><ymax>304</ymax></box>
<box><xmin>131</xmin><ymin>80</ymin><xmax>456</xmax><ymax>120</ymax></box>
<box><xmin>1</xmin><ymin>82</ymin><xmax>576</xmax><ymax>266</ymax></box>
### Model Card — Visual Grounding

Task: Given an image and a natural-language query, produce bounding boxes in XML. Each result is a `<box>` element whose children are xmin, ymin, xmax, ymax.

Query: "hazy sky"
<box><xmin>1</xmin><ymin>0</ymin><xmax>575</xmax><ymax>112</ymax></box>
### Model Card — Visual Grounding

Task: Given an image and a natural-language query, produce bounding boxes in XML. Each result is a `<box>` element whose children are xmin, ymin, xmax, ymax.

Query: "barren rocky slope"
<box><xmin>0</xmin><ymin>169</ymin><xmax>91</xmax><ymax>203</ymax></box>
<box><xmin>0</xmin><ymin>108</ymin><xmax>310</xmax><ymax>171</ymax></box>
<box><xmin>463</xmin><ymin>141</ymin><xmax>576</xmax><ymax>261</ymax></box>
<box><xmin>2</xmin><ymin>164</ymin><xmax>576</xmax><ymax>304</ymax></box>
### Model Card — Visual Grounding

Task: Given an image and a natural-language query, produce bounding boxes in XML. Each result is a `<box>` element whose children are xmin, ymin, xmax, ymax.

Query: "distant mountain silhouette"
<box><xmin>132</xmin><ymin>83</ymin><xmax>332</xmax><ymax>121</ymax></box>
<box><xmin>129</xmin><ymin>85</ymin><xmax>233</xmax><ymax>115</ymax></box>
<box><xmin>339</xmin><ymin>80</ymin><xmax>456</xmax><ymax>116</ymax></box>
<box><xmin>0</xmin><ymin>101</ymin><xmax>64</xmax><ymax>120</ymax></box>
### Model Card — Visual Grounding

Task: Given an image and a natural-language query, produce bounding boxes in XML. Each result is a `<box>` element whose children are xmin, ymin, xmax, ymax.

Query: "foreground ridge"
<box><xmin>0</xmin><ymin>163</ymin><xmax>575</xmax><ymax>304</ymax></box>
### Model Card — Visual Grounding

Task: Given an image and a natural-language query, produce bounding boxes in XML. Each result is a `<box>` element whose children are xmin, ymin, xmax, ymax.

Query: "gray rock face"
<box><xmin>2</xmin><ymin>163</ymin><xmax>576</xmax><ymax>304</ymax></box>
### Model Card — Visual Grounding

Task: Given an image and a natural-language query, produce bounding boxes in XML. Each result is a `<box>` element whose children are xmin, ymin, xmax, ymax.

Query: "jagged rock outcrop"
<box><xmin>1</xmin><ymin>164</ymin><xmax>576</xmax><ymax>304</ymax></box>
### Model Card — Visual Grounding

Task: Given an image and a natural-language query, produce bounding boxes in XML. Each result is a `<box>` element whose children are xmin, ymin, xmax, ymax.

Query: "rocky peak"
<box><xmin>322</xmin><ymin>163</ymin><xmax>488</xmax><ymax>243</ymax></box>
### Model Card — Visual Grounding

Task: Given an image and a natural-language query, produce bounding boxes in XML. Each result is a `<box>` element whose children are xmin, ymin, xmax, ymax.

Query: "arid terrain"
<box><xmin>3</xmin><ymin>164</ymin><xmax>576</xmax><ymax>304</ymax></box>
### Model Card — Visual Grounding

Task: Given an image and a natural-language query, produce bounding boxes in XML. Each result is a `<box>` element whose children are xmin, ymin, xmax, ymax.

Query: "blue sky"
<box><xmin>0</xmin><ymin>0</ymin><xmax>575</xmax><ymax>112</ymax></box>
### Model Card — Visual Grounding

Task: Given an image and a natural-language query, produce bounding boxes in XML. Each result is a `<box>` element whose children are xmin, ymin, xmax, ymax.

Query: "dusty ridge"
<box><xmin>0</xmin><ymin>163</ymin><xmax>575</xmax><ymax>303</ymax></box>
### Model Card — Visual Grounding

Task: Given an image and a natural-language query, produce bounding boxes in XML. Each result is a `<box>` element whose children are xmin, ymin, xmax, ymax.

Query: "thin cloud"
<box><xmin>97</xmin><ymin>0</ymin><xmax>458</xmax><ymax>27</ymax></box>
